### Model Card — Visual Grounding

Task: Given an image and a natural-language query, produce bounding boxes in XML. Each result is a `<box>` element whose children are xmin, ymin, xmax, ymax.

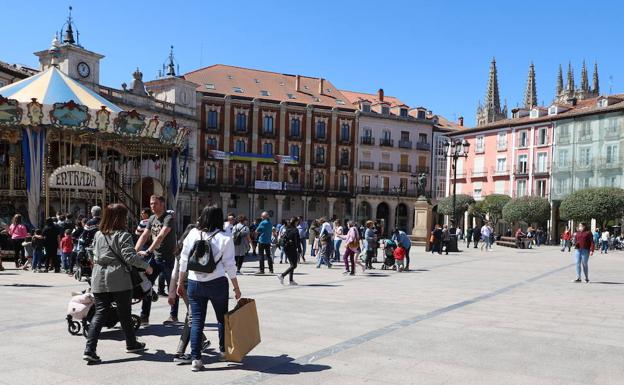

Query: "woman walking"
<box><xmin>333</xmin><ymin>219</ymin><xmax>343</xmax><ymax>262</ymax></box>
<box><xmin>232</xmin><ymin>215</ymin><xmax>251</xmax><ymax>274</ymax></box>
<box><xmin>42</xmin><ymin>218</ymin><xmax>61</xmax><ymax>272</ymax></box>
<box><xmin>338</xmin><ymin>220</ymin><xmax>364</xmax><ymax>275</ymax></box>
<box><xmin>83</xmin><ymin>203</ymin><xmax>153</xmax><ymax>363</ymax></box>
<box><xmin>309</xmin><ymin>220</ymin><xmax>320</xmax><ymax>259</ymax></box>
<box><xmin>8</xmin><ymin>214</ymin><xmax>29</xmax><ymax>268</ymax></box>
<box><xmin>177</xmin><ymin>205</ymin><xmax>242</xmax><ymax>372</ymax></box>
<box><xmin>572</xmin><ymin>222</ymin><xmax>594</xmax><ymax>283</ymax></box>
<box><xmin>364</xmin><ymin>221</ymin><xmax>377</xmax><ymax>270</ymax></box>
<box><xmin>277</xmin><ymin>217</ymin><xmax>302</xmax><ymax>285</ymax></box>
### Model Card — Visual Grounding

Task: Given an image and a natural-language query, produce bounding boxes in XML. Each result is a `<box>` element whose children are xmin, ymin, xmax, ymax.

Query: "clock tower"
<box><xmin>34</xmin><ymin>7</ymin><xmax>103</xmax><ymax>89</ymax></box>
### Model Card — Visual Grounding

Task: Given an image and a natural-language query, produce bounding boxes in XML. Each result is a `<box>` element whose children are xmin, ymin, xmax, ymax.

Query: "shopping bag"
<box><xmin>224</xmin><ymin>298</ymin><xmax>261</xmax><ymax>362</ymax></box>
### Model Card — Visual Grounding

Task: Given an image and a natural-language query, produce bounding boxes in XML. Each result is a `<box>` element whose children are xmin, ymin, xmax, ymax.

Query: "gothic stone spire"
<box><xmin>593</xmin><ymin>61</ymin><xmax>600</xmax><ymax>95</ymax></box>
<box><xmin>556</xmin><ymin>64</ymin><xmax>564</xmax><ymax>95</ymax></box>
<box><xmin>524</xmin><ymin>62</ymin><xmax>537</xmax><ymax>108</ymax></box>
<box><xmin>580</xmin><ymin>60</ymin><xmax>589</xmax><ymax>92</ymax></box>
<box><xmin>476</xmin><ymin>58</ymin><xmax>506</xmax><ymax>126</ymax></box>
<box><xmin>566</xmin><ymin>62</ymin><xmax>575</xmax><ymax>91</ymax></box>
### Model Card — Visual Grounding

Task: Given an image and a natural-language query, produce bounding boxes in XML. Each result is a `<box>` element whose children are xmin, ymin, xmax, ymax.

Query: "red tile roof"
<box><xmin>184</xmin><ymin>64</ymin><xmax>355</xmax><ymax>110</ymax></box>
<box><xmin>340</xmin><ymin>89</ymin><xmax>407</xmax><ymax>109</ymax></box>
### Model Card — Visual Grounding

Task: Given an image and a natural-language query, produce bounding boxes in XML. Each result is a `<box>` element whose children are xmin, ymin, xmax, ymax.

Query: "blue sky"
<box><xmin>3</xmin><ymin>1</ymin><xmax>622</xmax><ymax>126</ymax></box>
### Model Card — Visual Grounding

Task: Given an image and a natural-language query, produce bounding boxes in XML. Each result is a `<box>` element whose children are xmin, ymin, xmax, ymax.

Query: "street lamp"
<box><xmin>443</xmin><ymin>138</ymin><xmax>470</xmax><ymax>250</ymax></box>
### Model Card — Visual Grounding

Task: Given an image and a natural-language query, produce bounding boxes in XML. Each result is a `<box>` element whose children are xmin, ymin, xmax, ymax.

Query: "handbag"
<box><xmin>102</xmin><ymin>233</ymin><xmax>144</xmax><ymax>289</ymax></box>
<box><xmin>187</xmin><ymin>230</ymin><xmax>222</xmax><ymax>273</ymax></box>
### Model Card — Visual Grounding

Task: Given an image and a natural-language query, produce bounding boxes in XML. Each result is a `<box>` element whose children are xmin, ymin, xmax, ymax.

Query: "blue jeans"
<box><xmin>188</xmin><ymin>277</ymin><xmax>229</xmax><ymax>360</ymax></box>
<box><xmin>32</xmin><ymin>249</ymin><xmax>44</xmax><ymax>270</ymax></box>
<box><xmin>61</xmin><ymin>252</ymin><xmax>71</xmax><ymax>270</ymax></box>
<box><xmin>141</xmin><ymin>258</ymin><xmax>178</xmax><ymax>318</ymax></box>
<box><xmin>300</xmin><ymin>240</ymin><xmax>306</xmax><ymax>257</ymax></box>
<box><xmin>333</xmin><ymin>240</ymin><xmax>342</xmax><ymax>261</ymax></box>
<box><xmin>574</xmin><ymin>248</ymin><xmax>590</xmax><ymax>280</ymax></box>
<box><xmin>601</xmin><ymin>241</ymin><xmax>609</xmax><ymax>253</ymax></box>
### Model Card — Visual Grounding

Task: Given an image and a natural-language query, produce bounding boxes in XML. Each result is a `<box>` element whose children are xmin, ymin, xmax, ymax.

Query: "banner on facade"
<box><xmin>254</xmin><ymin>180</ymin><xmax>283</xmax><ymax>190</ymax></box>
<box><xmin>48</xmin><ymin>164</ymin><xmax>104</xmax><ymax>191</ymax></box>
<box><xmin>209</xmin><ymin>150</ymin><xmax>298</xmax><ymax>165</ymax></box>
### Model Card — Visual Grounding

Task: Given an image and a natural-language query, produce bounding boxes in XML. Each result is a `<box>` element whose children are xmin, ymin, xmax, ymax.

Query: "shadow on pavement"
<box><xmin>591</xmin><ymin>281</ymin><xmax>624</xmax><ymax>285</ymax></box>
<box><xmin>301</xmin><ymin>284</ymin><xmax>343</xmax><ymax>287</ymax></box>
<box><xmin>1</xmin><ymin>283</ymin><xmax>52</xmax><ymax>287</ymax></box>
<box><xmin>201</xmin><ymin>353</ymin><xmax>331</xmax><ymax>374</ymax></box>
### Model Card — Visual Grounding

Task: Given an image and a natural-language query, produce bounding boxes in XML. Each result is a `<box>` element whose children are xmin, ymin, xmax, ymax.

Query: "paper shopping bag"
<box><xmin>224</xmin><ymin>298</ymin><xmax>261</xmax><ymax>362</ymax></box>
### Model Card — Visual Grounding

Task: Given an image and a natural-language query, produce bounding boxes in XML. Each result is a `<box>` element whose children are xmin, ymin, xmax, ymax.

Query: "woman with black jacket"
<box><xmin>277</xmin><ymin>217</ymin><xmax>302</xmax><ymax>286</ymax></box>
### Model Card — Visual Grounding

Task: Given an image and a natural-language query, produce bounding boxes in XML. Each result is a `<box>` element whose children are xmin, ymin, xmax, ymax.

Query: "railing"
<box><xmin>314</xmin><ymin>158</ymin><xmax>326</xmax><ymax>166</ymax></box>
<box><xmin>315</xmin><ymin>134</ymin><xmax>327</xmax><ymax>142</ymax></box>
<box><xmin>470</xmin><ymin>169</ymin><xmax>488</xmax><ymax>178</ymax></box>
<box><xmin>14</xmin><ymin>166</ymin><xmax>26</xmax><ymax>190</ymax></box>
<box><xmin>378</xmin><ymin>162</ymin><xmax>393</xmax><ymax>171</ymax></box>
<box><xmin>557</xmin><ymin>135</ymin><xmax>570</xmax><ymax>144</ymax></box>
<box><xmin>260</xmin><ymin>129</ymin><xmax>276</xmax><ymax>138</ymax></box>
<box><xmin>514</xmin><ymin>166</ymin><xmax>529</xmax><ymax>177</ymax></box>
<box><xmin>356</xmin><ymin>186</ymin><xmax>420</xmax><ymax>197</ymax></box>
<box><xmin>339</xmin><ymin>136</ymin><xmax>351</xmax><ymax>144</ymax></box>
<box><xmin>379</xmin><ymin>139</ymin><xmax>394</xmax><ymax>147</ymax></box>
<box><xmin>533</xmin><ymin>166</ymin><xmax>550</xmax><ymax>175</ymax></box>
<box><xmin>288</xmin><ymin>132</ymin><xmax>302</xmax><ymax>140</ymax></box>
<box><xmin>414</xmin><ymin>166</ymin><xmax>430</xmax><ymax>174</ymax></box>
<box><xmin>416</xmin><ymin>142</ymin><xmax>430</xmax><ymax>151</ymax></box>
<box><xmin>104</xmin><ymin>173</ymin><xmax>140</xmax><ymax>228</ymax></box>
<box><xmin>234</xmin><ymin>127</ymin><xmax>249</xmax><ymax>134</ymax></box>
<box><xmin>360</xmin><ymin>137</ymin><xmax>375</xmax><ymax>145</ymax></box>
<box><xmin>397</xmin><ymin>164</ymin><xmax>411</xmax><ymax>173</ymax></box>
<box><xmin>205</xmin><ymin>124</ymin><xmax>220</xmax><ymax>132</ymax></box>
<box><xmin>575</xmin><ymin>160</ymin><xmax>594</xmax><ymax>170</ymax></box>
<box><xmin>551</xmin><ymin>162</ymin><xmax>572</xmax><ymax>172</ymax></box>
<box><xmin>598</xmin><ymin>156</ymin><xmax>622</xmax><ymax>169</ymax></box>
<box><xmin>338</xmin><ymin>159</ymin><xmax>351</xmax><ymax>169</ymax></box>
<box><xmin>491</xmin><ymin>167</ymin><xmax>509</xmax><ymax>176</ymax></box>
<box><xmin>496</xmin><ymin>142</ymin><xmax>507</xmax><ymax>151</ymax></box>
<box><xmin>0</xmin><ymin>167</ymin><xmax>10</xmax><ymax>189</ymax></box>
<box><xmin>454</xmin><ymin>170</ymin><xmax>467</xmax><ymax>178</ymax></box>
<box><xmin>398</xmin><ymin>140</ymin><xmax>412</xmax><ymax>149</ymax></box>
<box><xmin>359</xmin><ymin>161</ymin><xmax>374</xmax><ymax>170</ymax></box>
<box><xmin>474</xmin><ymin>146</ymin><xmax>485</xmax><ymax>154</ymax></box>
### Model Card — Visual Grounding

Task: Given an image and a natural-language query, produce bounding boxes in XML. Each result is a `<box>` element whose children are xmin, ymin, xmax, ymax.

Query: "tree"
<box><xmin>438</xmin><ymin>194</ymin><xmax>475</xmax><ymax>222</ymax></box>
<box><xmin>482</xmin><ymin>194</ymin><xmax>512</xmax><ymax>227</ymax></box>
<box><xmin>502</xmin><ymin>196</ymin><xmax>550</xmax><ymax>226</ymax></box>
<box><xmin>468</xmin><ymin>200</ymin><xmax>487</xmax><ymax>221</ymax></box>
<box><xmin>559</xmin><ymin>187</ymin><xmax>624</xmax><ymax>227</ymax></box>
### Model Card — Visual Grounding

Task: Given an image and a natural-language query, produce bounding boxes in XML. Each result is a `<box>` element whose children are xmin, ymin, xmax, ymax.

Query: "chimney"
<box><xmin>378</xmin><ymin>88</ymin><xmax>384</xmax><ymax>102</ymax></box>
<box><xmin>458</xmin><ymin>116</ymin><xmax>464</xmax><ymax>126</ymax></box>
<box><xmin>296</xmin><ymin>75</ymin><xmax>301</xmax><ymax>92</ymax></box>
<box><xmin>318</xmin><ymin>78</ymin><xmax>324</xmax><ymax>95</ymax></box>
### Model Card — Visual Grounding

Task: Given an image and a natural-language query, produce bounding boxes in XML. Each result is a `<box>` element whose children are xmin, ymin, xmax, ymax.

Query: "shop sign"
<box><xmin>49</xmin><ymin>164</ymin><xmax>104</xmax><ymax>190</ymax></box>
<box><xmin>254</xmin><ymin>180</ymin><xmax>283</xmax><ymax>190</ymax></box>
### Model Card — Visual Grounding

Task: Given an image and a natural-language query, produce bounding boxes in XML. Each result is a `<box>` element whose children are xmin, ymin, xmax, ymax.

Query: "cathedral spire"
<box><xmin>580</xmin><ymin>60</ymin><xmax>589</xmax><ymax>92</ymax></box>
<box><xmin>476</xmin><ymin>57</ymin><xmax>506</xmax><ymax>126</ymax></box>
<box><xmin>566</xmin><ymin>62</ymin><xmax>575</xmax><ymax>91</ymax></box>
<box><xmin>593</xmin><ymin>61</ymin><xmax>600</xmax><ymax>95</ymax></box>
<box><xmin>523</xmin><ymin>62</ymin><xmax>537</xmax><ymax>108</ymax></box>
<box><xmin>556</xmin><ymin>64</ymin><xmax>564</xmax><ymax>95</ymax></box>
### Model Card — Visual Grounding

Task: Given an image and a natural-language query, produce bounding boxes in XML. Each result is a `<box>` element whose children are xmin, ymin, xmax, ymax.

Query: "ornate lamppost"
<box><xmin>443</xmin><ymin>138</ymin><xmax>470</xmax><ymax>251</ymax></box>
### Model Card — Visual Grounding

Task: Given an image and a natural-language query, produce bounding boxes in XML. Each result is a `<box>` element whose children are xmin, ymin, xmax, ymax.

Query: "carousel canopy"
<box><xmin>0</xmin><ymin>66</ymin><xmax>121</xmax><ymax>112</ymax></box>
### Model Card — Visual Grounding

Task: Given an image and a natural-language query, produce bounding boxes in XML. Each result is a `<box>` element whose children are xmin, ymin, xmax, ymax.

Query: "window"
<box><xmin>234</xmin><ymin>166</ymin><xmax>245</xmax><ymax>185</ymax></box>
<box><xmin>362</xmin><ymin>104</ymin><xmax>371</xmax><ymax>112</ymax></box>
<box><xmin>606</xmin><ymin>144</ymin><xmax>618</xmax><ymax>164</ymax></box>
<box><xmin>474</xmin><ymin>186</ymin><xmax>482</xmax><ymax>199</ymax></box>
<box><xmin>606</xmin><ymin>176</ymin><xmax>617</xmax><ymax>187</ymax></box>
<box><xmin>263</xmin><ymin>142</ymin><xmax>273</xmax><ymax>155</ymax></box>
<box><xmin>495</xmin><ymin>180</ymin><xmax>505</xmax><ymax>194</ymax></box>
<box><xmin>518</xmin><ymin>155</ymin><xmax>528</xmax><ymax>173</ymax></box>
<box><xmin>399</xmin><ymin>178</ymin><xmax>408</xmax><ymax>191</ymax></box>
<box><xmin>535</xmin><ymin>153</ymin><xmax>547</xmax><ymax>173</ymax></box>
<box><xmin>364</xmin><ymin>128</ymin><xmax>372</xmax><ymax>138</ymax></box>
<box><xmin>260</xmin><ymin>90</ymin><xmax>270</xmax><ymax>96</ymax></box>
<box><xmin>401</xmin><ymin>131</ymin><xmax>410</xmax><ymax>141</ymax></box>
<box><xmin>290</xmin><ymin>118</ymin><xmax>301</xmax><ymax>137</ymax></box>
<box><xmin>382</xmin><ymin>130</ymin><xmax>391</xmax><ymax>140</ymax></box>
<box><xmin>362</xmin><ymin>175</ymin><xmax>370</xmax><ymax>190</ymax></box>
<box><xmin>207</xmin><ymin>110</ymin><xmax>218</xmax><ymax>129</ymax></box>
<box><xmin>205</xmin><ymin>83</ymin><xmax>215</xmax><ymax>90</ymax></box>
<box><xmin>235</xmin><ymin>140</ymin><xmax>246</xmax><ymax>153</ymax></box>
<box><xmin>206</xmin><ymin>137</ymin><xmax>218</xmax><ymax>151</ymax></box>
<box><xmin>340</xmin><ymin>174</ymin><xmax>348</xmax><ymax>191</ymax></box>
<box><xmin>206</xmin><ymin>165</ymin><xmax>217</xmax><ymax>184</ymax></box>
<box><xmin>263</xmin><ymin>115</ymin><xmax>274</xmax><ymax>134</ymax></box>
<box><xmin>400</xmin><ymin>108</ymin><xmax>408</xmax><ymax>117</ymax></box>
<box><xmin>316</xmin><ymin>121</ymin><xmax>326</xmax><ymax>139</ymax></box>
<box><xmin>235</xmin><ymin>113</ymin><xmax>247</xmax><ymax>132</ymax></box>
<box><xmin>262</xmin><ymin>167</ymin><xmax>273</xmax><ymax>181</ymax></box>
<box><xmin>418</xmin><ymin>133</ymin><xmax>427</xmax><ymax>143</ymax></box>
<box><xmin>381</xmin><ymin>106</ymin><xmax>390</xmax><ymax>115</ymax></box>
<box><xmin>497</xmin><ymin>132</ymin><xmax>507</xmax><ymax>150</ymax></box>
<box><xmin>314</xmin><ymin>172</ymin><xmax>324</xmax><ymax>188</ymax></box>
<box><xmin>496</xmin><ymin>157</ymin><xmax>507</xmax><ymax>172</ymax></box>
<box><xmin>287</xmin><ymin>93</ymin><xmax>296</xmax><ymax>99</ymax></box>
<box><xmin>417</xmin><ymin>110</ymin><xmax>426</xmax><ymax>119</ymax></box>
<box><xmin>315</xmin><ymin>147</ymin><xmax>325</xmax><ymax>164</ymax></box>
<box><xmin>516</xmin><ymin>180</ymin><xmax>526</xmax><ymax>197</ymax></box>
<box><xmin>519</xmin><ymin>131</ymin><xmax>528</xmax><ymax>147</ymax></box>
<box><xmin>340</xmin><ymin>123</ymin><xmax>350</xmax><ymax>142</ymax></box>
<box><xmin>340</xmin><ymin>149</ymin><xmax>349</xmax><ymax>165</ymax></box>
<box><xmin>579</xmin><ymin>121</ymin><xmax>592</xmax><ymax>139</ymax></box>
<box><xmin>536</xmin><ymin>180</ymin><xmax>546</xmax><ymax>197</ymax></box>
<box><xmin>290</xmin><ymin>144</ymin><xmax>300</xmax><ymax>159</ymax></box>
<box><xmin>538</xmin><ymin>127</ymin><xmax>548</xmax><ymax>145</ymax></box>
<box><xmin>558</xmin><ymin>149</ymin><xmax>568</xmax><ymax>165</ymax></box>
<box><xmin>579</xmin><ymin>147</ymin><xmax>592</xmax><ymax>166</ymax></box>
<box><xmin>254</xmin><ymin>78</ymin><xmax>260</xmax><ymax>84</ymax></box>
<box><xmin>475</xmin><ymin>136</ymin><xmax>485</xmax><ymax>153</ymax></box>
<box><xmin>579</xmin><ymin>177</ymin><xmax>591</xmax><ymax>189</ymax></box>
<box><xmin>336</xmin><ymin>99</ymin><xmax>345</xmax><ymax>105</ymax></box>
<box><xmin>473</xmin><ymin>157</ymin><xmax>485</xmax><ymax>174</ymax></box>
<box><xmin>232</xmin><ymin>87</ymin><xmax>243</xmax><ymax>93</ymax></box>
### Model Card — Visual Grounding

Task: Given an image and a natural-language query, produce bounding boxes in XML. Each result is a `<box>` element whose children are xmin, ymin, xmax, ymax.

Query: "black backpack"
<box><xmin>187</xmin><ymin>230</ymin><xmax>222</xmax><ymax>274</ymax></box>
<box><xmin>233</xmin><ymin>225</ymin><xmax>244</xmax><ymax>246</ymax></box>
<box><xmin>280</xmin><ymin>228</ymin><xmax>297</xmax><ymax>249</ymax></box>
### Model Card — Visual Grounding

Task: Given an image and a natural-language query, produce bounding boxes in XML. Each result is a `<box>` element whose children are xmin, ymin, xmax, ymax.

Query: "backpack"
<box><xmin>233</xmin><ymin>225</ymin><xmax>244</xmax><ymax>246</ymax></box>
<box><xmin>187</xmin><ymin>230</ymin><xmax>222</xmax><ymax>274</ymax></box>
<box><xmin>280</xmin><ymin>229</ymin><xmax>297</xmax><ymax>249</ymax></box>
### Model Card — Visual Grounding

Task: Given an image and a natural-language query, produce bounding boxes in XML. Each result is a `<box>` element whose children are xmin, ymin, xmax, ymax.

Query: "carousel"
<box><xmin>0</xmin><ymin>65</ymin><xmax>189</xmax><ymax>227</ymax></box>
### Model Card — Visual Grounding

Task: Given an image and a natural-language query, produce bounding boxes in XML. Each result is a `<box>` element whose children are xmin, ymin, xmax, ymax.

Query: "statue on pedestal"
<box><xmin>417</xmin><ymin>173</ymin><xmax>427</xmax><ymax>198</ymax></box>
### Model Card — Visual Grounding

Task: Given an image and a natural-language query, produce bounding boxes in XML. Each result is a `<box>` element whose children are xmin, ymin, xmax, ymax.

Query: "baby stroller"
<box><xmin>73</xmin><ymin>247</ymin><xmax>93</xmax><ymax>282</ymax></box>
<box><xmin>381</xmin><ymin>239</ymin><xmax>396</xmax><ymax>270</ymax></box>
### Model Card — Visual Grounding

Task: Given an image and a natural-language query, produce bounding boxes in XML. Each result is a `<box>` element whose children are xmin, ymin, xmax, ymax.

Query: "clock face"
<box><xmin>77</xmin><ymin>62</ymin><xmax>90</xmax><ymax>78</ymax></box>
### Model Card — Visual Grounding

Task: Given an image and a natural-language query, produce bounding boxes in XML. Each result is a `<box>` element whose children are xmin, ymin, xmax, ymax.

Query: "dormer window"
<box><xmin>381</xmin><ymin>106</ymin><xmax>390</xmax><ymax>115</ymax></box>
<box><xmin>260</xmin><ymin>90</ymin><xmax>270</xmax><ymax>96</ymax></box>
<box><xmin>205</xmin><ymin>83</ymin><xmax>215</xmax><ymax>90</ymax></box>
<box><xmin>530</xmin><ymin>109</ymin><xmax>539</xmax><ymax>118</ymax></box>
<box><xmin>336</xmin><ymin>99</ymin><xmax>345</xmax><ymax>105</ymax></box>
<box><xmin>287</xmin><ymin>93</ymin><xmax>296</xmax><ymax>99</ymax></box>
<box><xmin>417</xmin><ymin>109</ymin><xmax>426</xmax><ymax>119</ymax></box>
<box><xmin>598</xmin><ymin>98</ymin><xmax>608</xmax><ymax>108</ymax></box>
<box><xmin>400</xmin><ymin>108</ymin><xmax>408</xmax><ymax>117</ymax></box>
<box><xmin>233</xmin><ymin>87</ymin><xmax>243</xmax><ymax>93</ymax></box>
<box><xmin>548</xmin><ymin>106</ymin><xmax>557</xmax><ymax>115</ymax></box>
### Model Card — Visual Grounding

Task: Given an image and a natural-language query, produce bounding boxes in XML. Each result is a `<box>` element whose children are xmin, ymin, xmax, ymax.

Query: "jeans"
<box><xmin>333</xmin><ymin>240</ymin><xmax>342</xmax><ymax>261</ymax></box>
<box><xmin>281</xmin><ymin>250</ymin><xmax>298</xmax><ymax>282</ymax></box>
<box><xmin>61</xmin><ymin>252</ymin><xmax>71</xmax><ymax>271</ymax></box>
<box><xmin>404</xmin><ymin>247</ymin><xmax>411</xmax><ymax>269</ymax></box>
<box><xmin>483</xmin><ymin>237</ymin><xmax>492</xmax><ymax>250</ymax></box>
<box><xmin>85</xmin><ymin>289</ymin><xmax>136</xmax><ymax>353</ymax></box>
<box><xmin>601</xmin><ymin>241</ymin><xmax>609</xmax><ymax>253</ymax></box>
<box><xmin>32</xmin><ymin>249</ymin><xmax>44</xmax><ymax>270</ymax></box>
<box><xmin>316</xmin><ymin>243</ymin><xmax>333</xmax><ymax>268</ymax></box>
<box><xmin>343</xmin><ymin>248</ymin><xmax>355</xmax><ymax>272</ymax></box>
<box><xmin>142</xmin><ymin>258</ymin><xmax>178</xmax><ymax>319</ymax></box>
<box><xmin>188</xmin><ymin>277</ymin><xmax>229</xmax><ymax>360</ymax></box>
<box><xmin>300</xmin><ymin>240</ymin><xmax>307</xmax><ymax>259</ymax></box>
<box><xmin>561</xmin><ymin>240</ymin><xmax>571</xmax><ymax>252</ymax></box>
<box><xmin>235</xmin><ymin>254</ymin><xmax>245</xmax><ymax>272</ymax></box>
<box><xmin>574</xmin><ymin>248</ymin><xmax>590</xmax><ymax>280</ymax></box>
<box><xmin>258</xmin><ymin>243</ymin><xmax>273</xmax><ymax>273</ymax></box>
<box><xmin>365</xmin><ymin>249</ymin><xmax>374</xmax><ymax>269</ymax></box>
<box><xmin>13</xmin><ymin>239</ymin><xmax>25</xmax><ymax>265</ymax></box>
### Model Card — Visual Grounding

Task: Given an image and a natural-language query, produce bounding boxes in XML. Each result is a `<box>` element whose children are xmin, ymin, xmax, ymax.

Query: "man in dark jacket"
<box><xmin>473</xmin><ymin>224</ymin><xmax>481</xmax><ymax>249</ymax></box>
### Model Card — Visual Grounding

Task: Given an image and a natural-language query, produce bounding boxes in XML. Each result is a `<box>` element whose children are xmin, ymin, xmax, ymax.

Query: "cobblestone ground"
<box><xmin>1</xmin><ymin>245</ymin><xmax>623</xmax><ymax>385</ymax></box>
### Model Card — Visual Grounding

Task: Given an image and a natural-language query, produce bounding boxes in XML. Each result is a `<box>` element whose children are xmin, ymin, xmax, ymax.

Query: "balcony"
<box><xmin>339</xmin><ymin>136</ymin><xmax>351</xmax><ymax>144</ymax></box>
<box><xmin>556</xmin><ymin>135</ymin><xmax>570</xmax><ymax>144</ymax></box>
<box><xmin>470</xmin><ymin>168</ymin><xmax>488</xmax><ymax>178</ymax></box>
<box><xmin>491</xmin><ymin>167</ymin><xmax>509</xmax><ymax>176</ymax></box>
<box><xmin>474</xmin><ymin>146</ymin><xmax>485</xmax><ymax>154</ymax></box>
<box><xmin>360</xmin><ymin>137</ymin><xmax>375</xmax><ymax>145</ymax></box>
<box><xmin>359</xmin><ymin>161</ymin><xmax>374</xmax><ymax>170</ymax></box>
<box><xmin>415</xmin><ymin>142</ymin><xmax>430</xmax><ymax>151</ymax></box>
<box><xmin>551</xmin><ymin>162</ymin><xmax>572</xmax><ymax>173</ymax></box>
<box><xmin>378</xmin><ymin>162</ymin><xmax>393</xmax><ymax>172</ymax></box>
<box><xmin>398</xmin><ymin>140</ymin><xmax>412</xmax><ymax>149</ymax></box>
<box><xmin>315</xmin><ymin>134</ymin><xmax>328</xmax><ymax>142</ymax></box>
<box><xmin>234</xmin><ymin>126</ymin><xmax>248</xmax><ymax>135</ymax></box>
<box><xmin>514</xmin><ymin>166</ymin><xmax>529</xmax><ymax>177</ymax></box>
<box><xmin>379</xmin><ymin>138</ymin><xmax>394</xmax><ymax>147</ymax></box>
<box><xmin>339</xmin><ymin>159</ymin><xmax>351</xmax><ymax>169</ymax></box>
<box><xmin>598</xmin><ymin>156</ymin><xmax>622</xmax><ymax>169</ymax></box>
<box><xmin>496</xmin><ymin>142</ymin><xmax>507</xmax><ymax>151</ymax></box>
<box><xmin>314</xmin><ymin>157</ymin><xmax>326</xmax><ymax>166</ymax></box>
<box><xmin>575</xmin><ymin>160</ymin><xmax>594</xmax><ymax>170</ymax></box>
<box><xmin>414</xmin><ymin>166</ymin><xmax>430</xmax><ymax>174</ymax></box>
<box><xmin>288</xmin><ymin>131</ymin><xmax>302</xmax><ymax>140</ymax></box>
<box><xmin>397</xmin><ymin>164</ymin><xmax>411</xmax><ymax>173</ymax></box>
<box><xmin>205</xmin><ymin>124</ymin><xmax>220</xmax><ymax>132</ymax></box>
<box><xmin>260</xmin><ymin>129</ymin><xmax>276</xmax><ymax>138</ymax></box>
<box><xmin>357</xmin><ymin>186</ymin><xmax>420</xmax><ymax>197</ymax></box>
<box><xmin>533</xmin><ymin>166</ymin><xmax>550</xmax><ymax>176</ymax></box>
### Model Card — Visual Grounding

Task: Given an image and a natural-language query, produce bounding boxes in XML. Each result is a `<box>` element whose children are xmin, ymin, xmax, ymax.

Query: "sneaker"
<box><xmin>584</xmin><ymin>279</ymin><xmax>590</xmax><ymax>283</ymax></box>
<box><xmin>163</xmin><ymin>316</ymin><xmax>178</xmax><ymax>325</ymax></box>
<box><xmin>277</xmin><ymin>275</ymin><xmax>284</xmax><ymax>285</ymax></box>
<box><xmin>342</xmin><ymin>271</ymin><xmax>349</xmax><ymax>275</ymax></box>
<box><xmin>83</xmin><ymin>351</ymin><xmax>101</xmax><ymax>363</ymax></box>
<box><xmin>571</xmin><ymin>278</ymin><xmax>581</xmax><ymax>283</ymax></box>
<box><xmin>173</xmin><ymin>353</ymin><xmax>192</xmax><ymax>364</ymax></box>
<box><xmin>126</xmin><ymin>341</ymin><xmax>147</xmax><ymax>353</ymax></box>
<box><xmin>269</xmin><ymin>270</ymin><xmax>274</xmax><ymax>274</ymax></box>
<box><xmin>140</xmin><ymin>317</ymin><xmax>149</xmax><ymax>326</ymax></box>
<box><xmin>157</xmin><ymin>290</ymin><xmax>167</xmax><ymax>296</ymax></box>
<box><xmin>289</xmin><ymin>281</ymin><xmax>298</xmax><ymax>286</ymax></box>
<box><xmin>151</xmin><ymin>290</ymin><xmax>159</xmax><ymax>302</ymax></box>
<box><xmin>191</xmin><ymin>359</ymin><xmax>203</xmax><ymax>372</ymax></box>
<box><xmin>349</xmin><ymin>272</ymin><xmax>355</xmax><ymax>276</ymax></box>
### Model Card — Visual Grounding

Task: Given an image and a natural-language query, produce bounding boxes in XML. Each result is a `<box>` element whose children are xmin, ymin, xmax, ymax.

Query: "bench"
<box><xmin>496</xmin><ymin>236</ymin><xmax>532</xmax><ymax>249</ymax></box>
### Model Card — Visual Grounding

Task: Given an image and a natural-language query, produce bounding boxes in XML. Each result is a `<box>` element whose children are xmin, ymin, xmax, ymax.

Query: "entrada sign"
<box><xmin>49</xmin><ymin>164</ymin><xmax>104</xmax><ymax>191</ymax></box>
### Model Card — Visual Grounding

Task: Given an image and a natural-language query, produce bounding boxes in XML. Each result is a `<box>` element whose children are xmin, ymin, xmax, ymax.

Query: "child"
<box><xmin>60</xmin><ymin>229</ymin><xmax>74</xmax><ymax>274</ymax></box>
<box><xmin>270</xmin><ymin>227</ymin><xmax>279</xmax><ymax>263</ymax></box>
<box><xmin>32</xmin><ymin>229</ymin><xmax>44</xmax><ymax>272</ymax></box>
<box><xmin>393</xmin><ymin>244</ymin><xmax>406</xmax><ymax>272</ymax></box>
<box><xmin>21</xmin><ymin>235</ymin><xmax>34</xmax><ymax>271</ymax></box>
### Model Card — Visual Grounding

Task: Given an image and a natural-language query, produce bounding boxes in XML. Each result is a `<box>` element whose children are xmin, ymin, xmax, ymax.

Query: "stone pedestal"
<box><xmin>410</xmin><ymin>196</ymin><xmax>432</xmax><ymax>247</ymax></box>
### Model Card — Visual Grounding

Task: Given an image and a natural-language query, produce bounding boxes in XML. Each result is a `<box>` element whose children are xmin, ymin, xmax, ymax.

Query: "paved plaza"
<box><xmin>1</xmin><ymin>245</ymin><xmax>624</xmax><ymax>385</ymax></box>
